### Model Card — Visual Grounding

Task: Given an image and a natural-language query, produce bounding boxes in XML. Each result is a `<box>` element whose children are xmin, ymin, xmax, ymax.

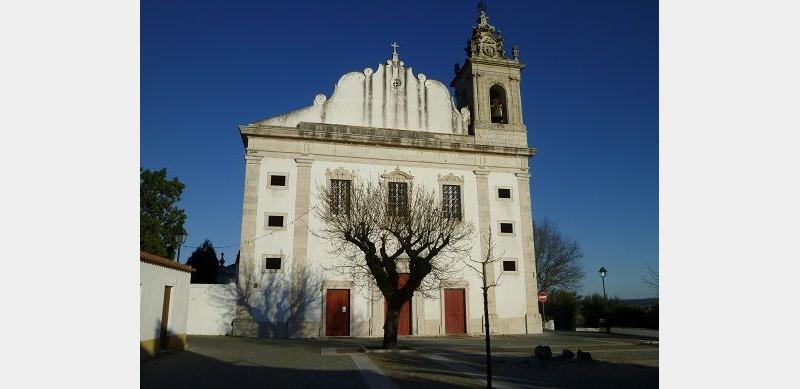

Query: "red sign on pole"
<box><xmin>538</xmin><ymin>291</ymin><xmax>547</xmax><ymax>303</ymax></box>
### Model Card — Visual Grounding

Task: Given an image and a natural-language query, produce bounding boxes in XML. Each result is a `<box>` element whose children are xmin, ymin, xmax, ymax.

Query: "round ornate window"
<box><xmin>391</xmin><ymin>78</ymin><xmax>402</xmax><ymax>88</ymax></box>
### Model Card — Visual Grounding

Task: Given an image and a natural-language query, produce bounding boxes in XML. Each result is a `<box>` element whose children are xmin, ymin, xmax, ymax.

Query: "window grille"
<box><xmin>387</xmin><ymin>182</ymin><xmax>408</xmax><ymax>216</ymax></box>
<box><xmin>442</xmin><ymin>185</ymin><xmax>462</xmax><ymax>220</ymax></box>
<box><xmin>330</xmin><ymin>179</ymin><xmax>351</xmax><ymax>215</ymax></box>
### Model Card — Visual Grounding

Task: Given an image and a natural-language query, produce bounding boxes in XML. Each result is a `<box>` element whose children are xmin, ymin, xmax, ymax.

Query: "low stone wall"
<box><xmin>187</xmin><ymin>284</ymin><xmax>237</xmax><ymax>335</ymax></box>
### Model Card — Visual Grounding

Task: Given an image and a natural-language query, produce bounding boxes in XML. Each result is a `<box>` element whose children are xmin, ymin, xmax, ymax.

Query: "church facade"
<box><xmin>236</xmin><ymin>7</ymin><xmax>543</xmax><ymax>337</ymax></box>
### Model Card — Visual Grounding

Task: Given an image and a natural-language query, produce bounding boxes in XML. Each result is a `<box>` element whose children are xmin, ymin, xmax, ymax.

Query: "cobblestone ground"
<box><xmin>141</xmin><ymin>336</ymin><xmax>369</xmax><ymax>389</ymax></box>
<box><xmin>363</xmin><ymin>332</ymin><xmax>658</xmax><ymax>389</ymax></box>
<box><xmin>141</xmin><ymin>332</ymin><xmax>658</xmax><ymax>388</ymax></box>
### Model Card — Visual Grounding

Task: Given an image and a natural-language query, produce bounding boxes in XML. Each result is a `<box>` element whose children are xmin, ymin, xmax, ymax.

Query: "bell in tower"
<box><xmin>490</xmin><ymin>86</ymin><xmax>507</xmax><ymax>124</ymax></box>
<box><xmin>451</xmin><ymin>2</ymin><xmax>527</xmax><ymax>146</ymax></box>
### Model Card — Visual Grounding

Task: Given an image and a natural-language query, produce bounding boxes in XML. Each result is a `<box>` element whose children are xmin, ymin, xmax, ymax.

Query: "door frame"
<box><xmin>159</xmin><ymin>285</ymin><xmax>173</xmax><ymax>350</ymax></box>
<box><xmin>321</xmin><ymin>280</ymin><xmax>354</xmax><ymax>337</ymax></box>
<box><xmin>439</xmin><ymin>281</ymin><xmax>472</xmax><ymax>335</ymax></box>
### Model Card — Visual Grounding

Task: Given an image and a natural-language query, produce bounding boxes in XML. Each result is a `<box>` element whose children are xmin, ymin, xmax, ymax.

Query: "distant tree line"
<box><xmin>532</xmin><ymin>217</ymin><xmax>658</xmax><ymax>330</ymax></box>
<box><xmin>543</xmin><ymin>290</ymin><xmax>659</xmax><ymax>330</ymax></box>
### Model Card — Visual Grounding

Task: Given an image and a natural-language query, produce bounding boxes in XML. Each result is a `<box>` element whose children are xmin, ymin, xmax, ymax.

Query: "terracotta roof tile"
<box><xmin>140</xmin><ymin>251</ymin><xmax>196</xmax><ymax>273</ymax></box>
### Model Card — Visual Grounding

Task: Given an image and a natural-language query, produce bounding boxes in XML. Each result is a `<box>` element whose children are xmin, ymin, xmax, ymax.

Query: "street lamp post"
<box><xmin>174</xmin><ymin>232</ymin><xmax>188</xmax><ymax>262</ymax></box>
<box><xmin>598</xmin><ymin>266</ymin><xmax>607</xmax><ymax>301</ymax></box>
<box><xmin>598</xmin><ymin>266</ymin><xmax>608</xmax><ymax>329</ymax></box>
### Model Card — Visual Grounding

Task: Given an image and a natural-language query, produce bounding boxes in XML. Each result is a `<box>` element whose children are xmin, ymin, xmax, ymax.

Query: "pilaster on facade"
<box><xmin>291</xmin><ymin>155</ymin><xmax>315</xmax><ymax>274</ymax></box>
<box><xmin>232</xmin><ymin>153</ymin><xmax>265</xmax><ymax>336</ymax></box>
<box><xmin>515</xmin><ymin>169</ymin><xmax>543</xmax><ymax>333</ymax></box>
<box><xmin>286</xmin><ymin>154</ymin><xmax>315</xmax><ymax>335</ymax></box>
<box><xmin>473</xmin><ymin>168</ymin><xmax>498</xmax><ymax>324</ymax></box>
<box><xmin>239</xmin><ymin>153</ymin><xmax>264</xmax><ymax>284</ymax></box>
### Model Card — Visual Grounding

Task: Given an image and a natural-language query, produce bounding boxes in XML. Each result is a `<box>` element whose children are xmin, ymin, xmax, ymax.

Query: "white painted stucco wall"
<box><xmin>488</xmin><ymin>173</ymin><xmax>527</xmax><ymax>318</ymax></box>
<box><xmin>140</xmin><ymin>261</ymin><xmax>191</xmax><ymax>342</ymax></box>
<box><xmin>186</xmin><ymin>284</ymin><xmax>237</xmax><ymax>335</ymax></box>
<box><xmin>255</xmin><ymin>156</ymin><xmax>297</xmax><ymax>278</ymax></box>
<box><xmin>248</xmin><ymin>156</ymin><xmax>531</xmax><ymax>336</ymax></box>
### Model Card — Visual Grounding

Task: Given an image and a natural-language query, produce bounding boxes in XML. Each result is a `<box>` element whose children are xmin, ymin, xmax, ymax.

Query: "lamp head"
<box><xmin>598</xmin><ymin>266</ymin><xmax>607</xmax><ymax>278</ymax></box>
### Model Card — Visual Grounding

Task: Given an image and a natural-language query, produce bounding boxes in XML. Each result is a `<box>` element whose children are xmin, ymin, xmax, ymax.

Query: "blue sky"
<box><xmin>141</xmin><ymin>0</ymin><xmax>658</xmax><ymax>299</ymax></box>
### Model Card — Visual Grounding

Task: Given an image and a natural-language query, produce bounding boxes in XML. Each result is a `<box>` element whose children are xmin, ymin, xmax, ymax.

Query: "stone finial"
<box><xmin>465</xmin><ymin>2</ymin><xmax>506</xmax><ymax>60</ymax></box>
<box><xmin>512</xmin><ymin>46</ymin><xmax>519</xmax><ymax>61</ymax></box>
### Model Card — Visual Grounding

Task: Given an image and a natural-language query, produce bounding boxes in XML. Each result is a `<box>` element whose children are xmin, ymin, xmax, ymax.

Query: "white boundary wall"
<box><xmin>187</xmin><ymin>284</ymin><xmax>237</xmax><ymax>335</ymax></box>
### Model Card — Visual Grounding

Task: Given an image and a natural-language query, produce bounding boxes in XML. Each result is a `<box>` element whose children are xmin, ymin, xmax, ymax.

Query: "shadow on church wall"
<box><xmin>205</xmin><ymin>264</ymin><xmax>326</xmax><ymax>338</ymax></box>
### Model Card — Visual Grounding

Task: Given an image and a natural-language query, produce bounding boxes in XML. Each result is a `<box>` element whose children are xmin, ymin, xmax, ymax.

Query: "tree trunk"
<box><xmin>483</xmin><ymin>285</ymin><xmax>492</xmax><ymax>389</ymax></box>
<box><xmin>383</xmin><ymin>305</ymin><xmax>401</xmax><ymax>349</ymax></box>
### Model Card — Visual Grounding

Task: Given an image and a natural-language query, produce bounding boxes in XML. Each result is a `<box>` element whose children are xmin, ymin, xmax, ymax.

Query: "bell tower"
<box><xmin>452</xmin><ymin>2</ymin><xmax>526</xmax><ymax>146</ymax></box>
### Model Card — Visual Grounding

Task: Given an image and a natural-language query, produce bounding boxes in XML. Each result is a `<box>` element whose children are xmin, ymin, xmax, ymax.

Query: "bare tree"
<box><xmin>462</xmin><ymin>230</ymin><xmax>504</xmax><ymax>389</ymax></box>
<box><xmin>315</xmin><ymin>178</ymin><xmax>474</xmax><ymax>348</ymax></box>
<box><xmin>533</xmin><ymin>218</ymin><xmax>584</xmax><ymax>293</ymax></box>
<box><xmin>642</xmin><ymin>264</ymin><xmax>658</xmax><ymax>290</ymax></box>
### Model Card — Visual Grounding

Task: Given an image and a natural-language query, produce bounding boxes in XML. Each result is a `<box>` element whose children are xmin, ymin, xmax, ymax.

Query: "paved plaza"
<box><xmin>141</xmin><ymin>332</ymin><xmax>658</xmax><ymax>388</ymax></box>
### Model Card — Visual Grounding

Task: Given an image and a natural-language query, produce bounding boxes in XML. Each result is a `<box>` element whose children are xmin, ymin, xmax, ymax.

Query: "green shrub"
<box><xmin>641</xmin><ymin>303</ymin><xmax>658</xmax><ymax>329</ymax></box>
<box><xmin>602</xmin><ymin>300</ymin><xmax>658</xmax><ymax>329</ymax></box>
<box><xmin>608</xmin><ymin>304</ymin><xmax>644</xmax><ymax>327</ymax></box>
<box><xmin>579</xmin><ymin>294</ymin><xmax>605</xmax><ymax>328</ymax></box>
<box><xmin>547</xmin><ymin>292</ymin><xmax>659</xmax><ymax>330</ymax></box>
<box><xmin>544</xmin><ymin>290</ymin><xmax>579</xmax><ymax>330</ymax></box>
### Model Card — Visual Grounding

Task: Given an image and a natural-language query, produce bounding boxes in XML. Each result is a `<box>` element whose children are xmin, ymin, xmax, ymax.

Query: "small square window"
<box><xmin>270</xmin><ymin>175</ymin><xmax>286</xmax><ymax>187</ymax></box>
<box><xmin>267</xmin><ymin>215</ymin><xmax>285</xmax><ymax>227</ymax></box>
<box><xmin>498</xmin><ymin>188</ymin><xmax>512</xmax><ymax>199</ymax></box>
<box><xmin>499</xmin><ymin>222</ymin><xmax>514</xmax><ymax>234</ymax></box>
<box><xmin>502</xmin><ymin>260</ymin><xmax>516</xmax><ymax>272</ymax></box>
<box><xmin>265</xmin><ymin>257</ymin><xmax>281</xmax><ymax>270</ymax></box>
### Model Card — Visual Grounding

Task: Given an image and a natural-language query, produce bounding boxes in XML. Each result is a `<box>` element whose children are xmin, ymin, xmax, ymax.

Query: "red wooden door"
<box><xmin>444</xmin><ymin>288</ymin><xmax>466</xmax><ymax>334</ymax></box>
<box><xmin>325</xmin><ymin>289</ymin><xmax>350</xmax><ymax>336</ymax></box>
<box><xmin>385</xmin><ymin>274</ymin><xmax>413</xmax><ymax>335</ymax></box>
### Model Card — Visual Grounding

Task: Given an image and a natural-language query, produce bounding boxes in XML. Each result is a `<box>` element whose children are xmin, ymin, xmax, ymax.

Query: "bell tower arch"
<box><xmin>451</xmin><ymin>3</ymin><xmax>526</xmax><ymax>146</ymax></box>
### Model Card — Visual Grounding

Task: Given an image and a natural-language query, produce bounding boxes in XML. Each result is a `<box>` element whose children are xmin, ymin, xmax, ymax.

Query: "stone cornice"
<box><xmin>239</xmin><ymin>122</ymin><xmax>536</xmax><ymax>157</ymax></box>
<box><xmin>474</xmin><ymin>168</ymin><xmax>491</xmax><ymax>178</ymax></box>
<box><xmin>295</xmin><ymin>155</ymin><xmax>314</xmax><ymax>167</ymax></box>
<box><xmin>244</xmin><ymin>154</ymin><xmax>263</xmax><ymax>163</ymax></box>
<box><xmin>468</xmin><ymin>57</ymin><xmax>525</xmax><ymax>70</ymax></box>
<box><xmin>515</xmin><ymin>171</ymin><xmax>531</xmax><ymax>181</ymax></box>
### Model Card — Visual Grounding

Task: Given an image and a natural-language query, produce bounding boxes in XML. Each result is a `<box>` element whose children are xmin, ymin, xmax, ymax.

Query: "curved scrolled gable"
<box><xmin>252</xmin><ymin>55</ymin><xmax>470</xmax><ymax>135</ymax></box>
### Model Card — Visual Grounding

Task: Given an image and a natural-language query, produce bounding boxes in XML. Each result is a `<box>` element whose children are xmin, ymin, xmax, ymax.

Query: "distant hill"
<box><xmin>622</xmin><ymin>298</ymin><xmax>658</xmax><ymax>307</ymax></box>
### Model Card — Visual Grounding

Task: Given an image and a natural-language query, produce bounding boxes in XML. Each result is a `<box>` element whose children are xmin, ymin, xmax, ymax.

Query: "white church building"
<box><xmin>234</xmin><ymin>7</ymin><xmax>543</xmax><ymax>338</ymax></box>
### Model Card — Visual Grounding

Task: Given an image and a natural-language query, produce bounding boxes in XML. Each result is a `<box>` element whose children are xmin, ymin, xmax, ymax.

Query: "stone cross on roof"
<box><xmin>390</xmin><ymin>42</ymin><xmax>400</xmax><ymax>63</ymax></box>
